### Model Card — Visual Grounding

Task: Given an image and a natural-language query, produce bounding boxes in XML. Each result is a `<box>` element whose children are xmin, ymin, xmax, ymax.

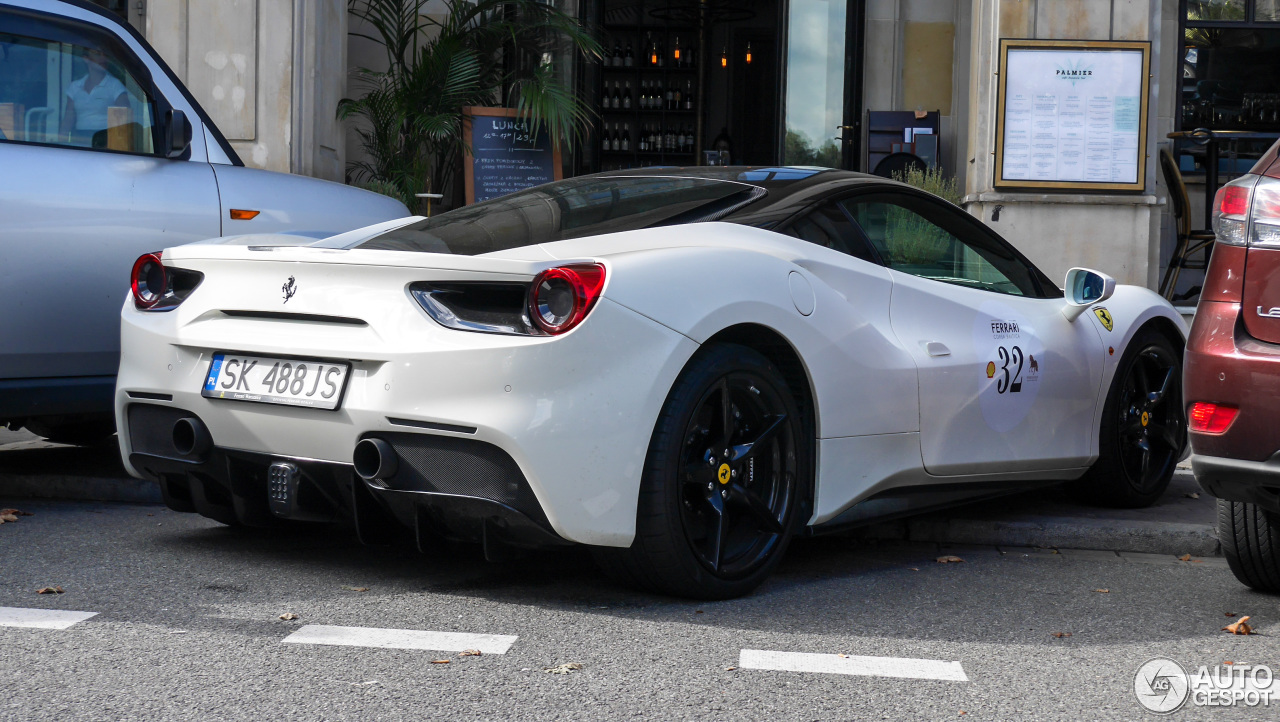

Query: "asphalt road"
<box><xmin>2</xmin><ymin>499</ymin><xmax>1278</xmax><ymax>721</ymax></box>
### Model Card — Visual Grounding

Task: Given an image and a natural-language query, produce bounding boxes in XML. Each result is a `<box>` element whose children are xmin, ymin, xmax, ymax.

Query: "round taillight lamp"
<box><xmin>527</xmin><ymin>263</ymin><xmax>606</xmax><ymax>335</ymax></box>
<box><xmin>131</xmin><ymin>253</ymin><xmax>167</xmax><ymax>309</ymax></box>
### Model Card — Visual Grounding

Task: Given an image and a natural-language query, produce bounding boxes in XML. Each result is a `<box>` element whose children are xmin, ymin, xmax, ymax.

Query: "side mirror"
<box><xmin>164</xmin><ymin>109</ymin><xmax>192</xmax><ymax>159</ymax></box>
<box><xmin>1062</xmin><ymin>267</ymin><xmax>1116</xmax><ymax>321</ymax></box>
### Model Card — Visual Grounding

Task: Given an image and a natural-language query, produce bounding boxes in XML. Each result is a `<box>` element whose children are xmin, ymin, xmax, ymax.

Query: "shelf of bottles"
<box><xmin>595</xmin><ymin>23</ymin><xmax>699</xmax><ymax>171</ymax></box>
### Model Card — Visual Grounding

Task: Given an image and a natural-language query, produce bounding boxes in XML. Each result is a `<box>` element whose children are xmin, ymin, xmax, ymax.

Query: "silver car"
<box><xmin>0</xmin><ymin>0</ymin><xmax>409</xmax><ymax>443</ymax></box>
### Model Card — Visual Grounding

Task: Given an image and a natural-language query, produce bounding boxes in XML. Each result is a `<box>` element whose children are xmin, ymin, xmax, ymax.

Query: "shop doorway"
<box><xmin>781</xmin><ymin>0</ymin><xmax>864</xmax><ymax>170</ymax></box>
<box><xmin>582</xmin><ymin>0</ymin><xmax>862</xmax><ymax>172</ymax></box>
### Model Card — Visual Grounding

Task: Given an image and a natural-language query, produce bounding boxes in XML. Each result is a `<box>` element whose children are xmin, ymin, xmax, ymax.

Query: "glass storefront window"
<box><xmin>783</xmin><ymin>0</ymin><xmax>845</xmax><ymax>167</ymax></box>
<box><xmin>1187</xmin><ymin>0</ymin><xmax>1247</xmax><ymax>22</ymax></box>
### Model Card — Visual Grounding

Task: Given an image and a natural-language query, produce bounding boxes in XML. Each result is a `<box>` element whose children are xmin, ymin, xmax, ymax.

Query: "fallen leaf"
<box><xmin>837</xmin><ymin>653</ymin><xmax>850</xmax><ymax>658</ymax></box>
<box><xmin>544</xmin><ymin>663</ymin><xmax>583</xmax><ymax>674</ymax></box>
<box><xmin>1226</xmin><ymin>613</ymin><xmax>1237</xmax><ymax>617</ymax></box>
<box><xmin>1093</xmin><ymin>589</ymin><xmax>1110</xmax><ymax>593</ymax></box>
<box><xmin>1179</xmin><ymin>554</ymin><xmax>1193</xmax><ymax>561</ymax></box>
<box><xmin>1186</xmin><ymin>492</ymin><xmax>1200</xmax><ymax>499</ymax></box>
<box><xmin>937</xmin><ymin>556</ymin><xmax>964</xmax><ymax>563</ymax></box>
<box><xmin>1223</xmin><ymin>616</ymin><xmax>1253</xmax><ymax>635</ymax></box>
<box><xmin>0</xmin><ymin>509</ymin><xmax>32</xmax><ymax>516</ymax></box>
<box><xmin>1224</xmin><ymin>661</ymin><xmax>1235</xmax><ymax>665</ymax></box>
<box><xmin>169</xmin><ymin>630</ymin><xmax>188</xmax><ymax>635</ymax></box>
<box><xmin>0</xmin><ymin>514</ymin><xmax>17</xmax><ymax>523</ymax></box>
<box><xmin>430</xmin><ymin>659</ymin><xmax>451</xmax><ymax>664</ymax></box>
<box><xmin>908</xmin><ymin>567</ymin><xmax>920</xmax><ymax>571</ymax></box>
<box><xmin>36</xmin><ymin>586</ymin><xmax>63</xmax><ymax>594</ymax></box>
<box><xmin>695</xmin><ymin>610</ymin><xmax>704</xmax><ymax>614</ymax></box>
<box><xmin>1052</xmin><ymin>632</ymin><xmax>1072</xmax><ymax>638</ymax></box>
<box><xmin>457</xmin><ymin>649</ymin><xmax>482</xmax><ymax>657</ymax></box>
<box><xmin>959</xmin><ymin>712</ymin><xmax>967</xmax><ymax>716</ymax></box>
<box><xmin>278</xmin><ymin>612</ymin><xmax>299</xmax><ymax>621</ymax></box>
<box><xmin>725</xmin><ymin>666</ymin><xmax>736</xmax><ymax>671</ymax></box>
<box><xmin>342</xmin><ymin>586</ymin><xmax>370</xmax><ymax>592</ymax></box>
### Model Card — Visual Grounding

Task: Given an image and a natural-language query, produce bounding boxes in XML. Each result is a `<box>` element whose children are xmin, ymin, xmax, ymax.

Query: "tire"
<box><xmin>1219</xmin><ymin>499</ymin><xmax>1280</xmax><ymax>593</ymax></box>
<box><xmin>24</xmin><ymin>415</ymin><xmax>117</xmax><ymax>446</ymax></box>
<box><xmin>594</xmin><ymin>343</ymin><xmax>809</xmax><ymax>600</ymax></box>
<box><xmin>1066</xmin><ymin>327</ymin><xmax>1185</xmax><ymax>508</ymax></box>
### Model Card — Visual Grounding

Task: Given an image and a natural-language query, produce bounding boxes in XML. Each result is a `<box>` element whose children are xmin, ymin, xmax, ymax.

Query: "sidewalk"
<box><xmin>855</xmin><ymin>467</ymin><xmax>1218</xmax><ymax>557</ymax></box>
<box><xmin>1</xmin><ymin>429</ymin><xmax>1218</xmax><ymax>556</ymax></box>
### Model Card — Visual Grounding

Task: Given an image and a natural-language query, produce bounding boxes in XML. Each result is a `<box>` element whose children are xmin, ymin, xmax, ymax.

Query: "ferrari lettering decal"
<box><xmin>974</xmin><ymin>303</ymin><xmax>1044</xmax><ymax>433</ymax></box>
<box><xmin>1093</xmin><ymin>307</ymin><xmax>1114</xmax><ymax>331</ymax></box>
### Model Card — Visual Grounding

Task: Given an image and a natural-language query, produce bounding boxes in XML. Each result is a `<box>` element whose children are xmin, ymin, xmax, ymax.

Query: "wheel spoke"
<box><xmin>1132</xmin><ymin>359</ymin><xmax>1151</xmax><ymax>398</ymax></box>
<box><xmin>728</xmin><ymin>483</ymin><xmax>784</xmax><ymax>534</ymax></box>
<box><xmin>1121</xmin><ymin>418</ymin><xmax>1145</xmax><ymax>437</ymax></box>
<box><xmin>729</xmin><ymin>413</ymin><xmax>787</xmax><ymax>463</ymax></box>
<box><xmin>1140</xmin><ymin>446</ymin><xmax>1151</xmax><ymax>479</ymax></box>
<box><xmin>704</xmin><ymin>490</ymin><xmax>729</xmax><ymax>571</ymax></box>
<box><xmin>1148</xmin><ymin>422</ymin><xmax>1181</xmax><ymax>451</ymax></box>
<box><xmin>717</xmin><ymin>379</ymin><xmax>736</xmax><ymax>450</ymax></box>
<box><xmin>1148</xmin><ymin>366</ymin><xmax>1176</xmax><ymax>406</ymax></box>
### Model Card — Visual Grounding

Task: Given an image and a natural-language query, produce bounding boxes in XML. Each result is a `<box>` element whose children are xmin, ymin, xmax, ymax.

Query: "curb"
<box><xmin>0</xmin><ymin>472</ymin><xmax>162</xmax><ymax>505</ymax></box>
<box><xmin>856</xmin><ymin>515</ymin><xmax>1220</xmax><ymax>558</ymax></box>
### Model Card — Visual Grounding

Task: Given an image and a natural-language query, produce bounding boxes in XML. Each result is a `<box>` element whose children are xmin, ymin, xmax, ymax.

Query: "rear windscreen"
<box><xmin>353</xmin><ymin>176</ymin><xmax>764</xmax><ymax>255</ymax></box>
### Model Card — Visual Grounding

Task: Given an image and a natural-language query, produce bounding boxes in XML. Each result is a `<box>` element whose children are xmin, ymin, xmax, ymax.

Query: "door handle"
<box><xmin>922</xmin><ymin>341</ymin><xmax>951</xmax><ymax>357</ymax></box>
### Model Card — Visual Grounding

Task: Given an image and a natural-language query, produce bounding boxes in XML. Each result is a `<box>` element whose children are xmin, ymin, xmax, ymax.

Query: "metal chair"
<box><xmin>873</xmin><ymin>152</ymin><xmax>927</xmax><ymax>180</ymax></box>
<box><xmin>1158</xmin><ymin>146</ymin><xmax>1217</xmax><ymax>302</ymax></box>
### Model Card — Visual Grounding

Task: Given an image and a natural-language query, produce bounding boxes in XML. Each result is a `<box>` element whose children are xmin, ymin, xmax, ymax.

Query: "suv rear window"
<box><xmin>354</xmin><ymin>175</ymin><xmax>764</xmax><ymax>255</ymax></box>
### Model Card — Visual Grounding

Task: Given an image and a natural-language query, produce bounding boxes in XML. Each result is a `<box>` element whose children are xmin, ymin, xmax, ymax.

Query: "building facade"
<box><xmin>100</xmin><ymin>0</ymin><xmax>1273</xmax><ymax>299</ymax></box>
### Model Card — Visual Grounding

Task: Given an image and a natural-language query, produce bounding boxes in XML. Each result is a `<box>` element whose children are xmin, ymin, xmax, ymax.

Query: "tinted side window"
<box><xmin>782</xmin><ymin>202</ymin><xmax>878</xmax><ymax>263</ymax></box>
<box><xmin>0</xmin><ymin>10</ymin><xmax>159</xmax><ymax>155</ymax></box>
<box><xmin>839</xmin><ymin>194</ymin><xmax>1040</xmax><ymax>297</ymax></box>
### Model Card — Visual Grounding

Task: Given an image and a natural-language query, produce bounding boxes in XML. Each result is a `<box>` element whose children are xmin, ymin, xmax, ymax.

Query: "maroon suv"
<box><xmin>1186</xmin><ymin>140</ymin><xmax>1280</xmax><ymax>592</ymax></box>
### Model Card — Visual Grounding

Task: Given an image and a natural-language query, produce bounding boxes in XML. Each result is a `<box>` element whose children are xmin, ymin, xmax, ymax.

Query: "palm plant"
<box><xmin>341</xmin><ymin>0</ymin><xmax>600</xmax><ymax>212</ymax></box>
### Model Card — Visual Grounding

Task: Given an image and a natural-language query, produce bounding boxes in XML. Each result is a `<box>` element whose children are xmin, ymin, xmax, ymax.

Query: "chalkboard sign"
<box><xmin>463</xmin><ymin>107</ymin><xmax>563</xmax><ymax>204</ymax></box>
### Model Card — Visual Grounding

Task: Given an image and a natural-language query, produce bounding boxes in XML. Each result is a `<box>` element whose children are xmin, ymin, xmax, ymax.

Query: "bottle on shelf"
<box><xmin>673</xmin><ymin>36</ymin><xmax>681</xmax><ymax>67</ymax></box>
<box><xmin>673</xmin><ymin>83</ymin><xmax>682</xmax><ymax>110</ymax></box>
<box><xmin>625</xmin><ymin>41</ymin><xmax>634</xmax><ymax>67</ymax></box>
<box><xmin>622</xmin><ymin>81</ymin><xmax>632</xmax><ymax>110</ymax></box>
<box><xmin>612</xmin><ymin>82</ymin><xmax>621</xmax><ymax>110</ymax></box>
<box><xmin>621</xmin><ymin>123</ymin><xmax>631</xmax><ymax>152</ymax></box>
<box><xmin>612</xmin><ymin>40</ymin><xmax>622</xmax><ymax>67</ymax></box>
<box><xmin>684</xmin><ymin>80</ymin><xmax>694</xmax><ymax>111</ymax></box>
<box><xmin>665</xmin><ymin>83</ymin><xmax>674</xmax><ymax>111</ymax></box>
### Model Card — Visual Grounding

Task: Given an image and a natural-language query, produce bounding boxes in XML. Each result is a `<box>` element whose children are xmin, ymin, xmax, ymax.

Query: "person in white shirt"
<box><xmin>59</xmin><ymin>47</ymin><xmax>130</xmax><ymax>147</ymax></box>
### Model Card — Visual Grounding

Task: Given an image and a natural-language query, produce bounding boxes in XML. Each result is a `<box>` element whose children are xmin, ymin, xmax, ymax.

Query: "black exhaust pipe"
<box><xmin>353</xmin><ymin>438</ymin><xmax>398</xmax><ymax>481</ymax></box>
<box><xmin>172</xmin><ymin>417</ymin><xmax>212</xmax><ymax>457</ymax></box>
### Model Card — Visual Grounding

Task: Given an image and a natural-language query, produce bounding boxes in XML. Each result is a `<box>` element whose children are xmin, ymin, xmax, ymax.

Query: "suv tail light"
<box><xmin>1188</xmin><ymin>402</ymin><xmax>1239</xmax><ymax>434</ymax></box>
<box><xmin>1210</xmin><ymin>174</ymin><xmax>1280</xmax><ymax>247</ymax></box>
<box><xmin>527</xmin><ymin>264</ymin><xmax>607</xmax><ymax>335</ymax></box>
<box><xmin>130</xmin><ymin>253</ymin><xmax>204</xmax><ymax>311</ymax></box>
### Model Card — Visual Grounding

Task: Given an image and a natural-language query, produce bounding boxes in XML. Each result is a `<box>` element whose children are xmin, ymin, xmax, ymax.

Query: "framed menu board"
<box><xmin>462</xmin><ymin>107</ymin><xmax>562</xmax><ymax>204</ymax></box>
<box><xmin>995</xmin><ymin>39</ymin><xmax>1150</xmax><ymax>191</ymax></box>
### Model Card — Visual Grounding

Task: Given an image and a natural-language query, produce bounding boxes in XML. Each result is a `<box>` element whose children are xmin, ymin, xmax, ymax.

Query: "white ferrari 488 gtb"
<box><xmin>116</xmin><ymin>167</ymin><xmax>1188</xmax><ymax>599</ymax></box>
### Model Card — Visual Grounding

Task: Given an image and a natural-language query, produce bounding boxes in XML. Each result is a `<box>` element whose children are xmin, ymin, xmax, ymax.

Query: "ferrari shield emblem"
<box><xmin>1094</xmin><ymin>307</ymin><xmax>1114</xmax><ymax>332</ymax></box>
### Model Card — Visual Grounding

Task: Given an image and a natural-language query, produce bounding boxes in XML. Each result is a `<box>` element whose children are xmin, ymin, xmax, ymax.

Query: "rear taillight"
<box><xmin>1188</xmin><ymin>402</ymin><xmax>1239</xmax><ymax>434</ymax></box>
<box><xmin>130</xmin><ymin>253</ymin><xmax>203</xmax><ymax>311</ymax></box>
<box><xmin>131</xmin><ymin>253</ymin><xmax>166</xmax><ymax>309</ymax></box>
<box><xmin>527</xmin><ymin>263</ymin><xmax>607</xmax><ymax>335</ymax></box>
<box><xmin>1212</xmin><ymin>178</ymin><xmax>1256</xmax><ymax>246</ymax></box>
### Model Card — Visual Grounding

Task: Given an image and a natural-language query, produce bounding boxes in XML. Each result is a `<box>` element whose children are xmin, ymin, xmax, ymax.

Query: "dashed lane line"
<box><xmin>0</xmin><ymin>606</ymin><xmax>98</xmax><ymax>630</ymax></box>
<box><xmin>739</xmin><ymin>649</ymin><xmax>969</xmax><ymax>682</ymax></box>
<box><xmin>282</xmin><ymin>624</ymin><xmax>518</xmax><ymax>654</ymax></box>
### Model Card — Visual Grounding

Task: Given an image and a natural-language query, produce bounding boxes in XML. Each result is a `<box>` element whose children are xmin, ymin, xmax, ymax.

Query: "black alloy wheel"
<box><xmin>1067</xmin><ymin>327</ymin><xmax>1185</xmax><ymax>508</ymax></box>
<box><xmin>594</xmin><ymin>343</ymin><xmax>807</xmax><ymax>599</ymax></box>
<box><xmin>677</xmin><ymin>372</ymin><xmax>796</xmax><ymax>578</ymax></box>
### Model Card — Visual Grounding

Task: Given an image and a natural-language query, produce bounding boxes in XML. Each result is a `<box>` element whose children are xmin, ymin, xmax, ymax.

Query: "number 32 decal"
<box><xmin>996</xmin><ymin>345</ymin><xmax>1024</xmax><ymax>394</ymax></box>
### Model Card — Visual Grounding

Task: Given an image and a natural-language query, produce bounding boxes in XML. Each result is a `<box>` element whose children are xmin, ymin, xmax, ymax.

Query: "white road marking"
<box><xmin>282</xmin><ymin>624</ymin><xmax>518</xmax><ymax>654</ymax></box>
<box><xmin>739</xmin><ymin>649</ymin><xmax>968</xmax><ymax>682</ymax></box>
<box><xmin>0</xmin><ymin>606</ymin><xmax>98</xmax><ymax>630</ymax></box>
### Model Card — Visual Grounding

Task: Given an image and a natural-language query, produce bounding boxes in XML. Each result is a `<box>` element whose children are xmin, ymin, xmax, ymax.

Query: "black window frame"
<box><xmin>773</xmin><ymin>198</ymin><xmax>883</xmax><ymax>265</ymax></box>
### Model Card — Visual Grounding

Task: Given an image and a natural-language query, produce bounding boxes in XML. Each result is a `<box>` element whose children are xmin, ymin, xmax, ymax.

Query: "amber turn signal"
<box><xmin>229</xmin><ymin>209</ymin><xmax>260</xmax><ymax>220</ymax></box>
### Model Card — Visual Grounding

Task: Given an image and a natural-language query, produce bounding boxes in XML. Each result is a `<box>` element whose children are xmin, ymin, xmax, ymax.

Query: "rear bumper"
<box><xmin>1185</xmin><ymin>300</ymin><xmax>1280</xmax><ymax>461</ymax></box>
<box><xmin>1192</xmin><ymin>453</ymin><xmax>1280</xmax><ymax>514</ymax></box>
<box><xmin>126</xmin><ymin>403</ymin><xmax>569</xmax><ymax>550</ymax></box>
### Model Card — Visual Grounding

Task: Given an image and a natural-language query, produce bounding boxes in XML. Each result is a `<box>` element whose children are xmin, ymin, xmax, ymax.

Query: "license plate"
<box><xmin>201</xmin><ymin>353</ymin><xmax>350</xmax><ymax>410</ymax></box>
